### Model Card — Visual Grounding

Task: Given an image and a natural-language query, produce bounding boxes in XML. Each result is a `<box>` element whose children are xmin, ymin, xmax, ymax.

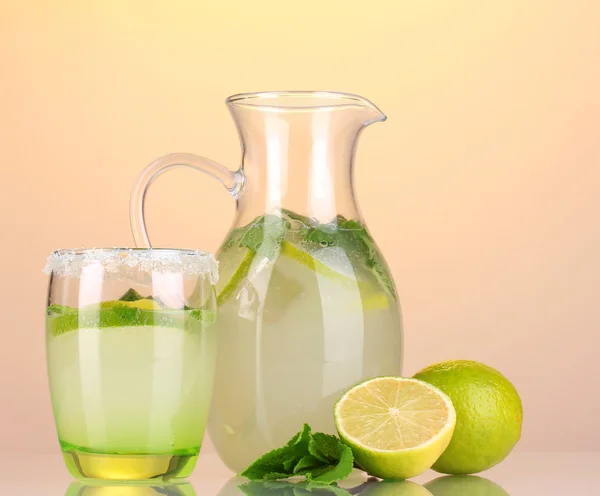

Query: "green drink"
<box><xmin>44</xmin><ymin>249</ymin><xmax>217</xmax><ymax>481</ymax></box>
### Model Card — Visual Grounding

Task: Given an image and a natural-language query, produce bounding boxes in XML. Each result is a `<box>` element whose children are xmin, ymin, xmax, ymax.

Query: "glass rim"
<box><xmin>43</xmin><ymin>247</ymin><xmax>219</xmax><ymax>283</ymax></box>
<box><xmin>49</xmin><ymin>247</ymin><xmax>204</xmax><ymax>257</ymax></box>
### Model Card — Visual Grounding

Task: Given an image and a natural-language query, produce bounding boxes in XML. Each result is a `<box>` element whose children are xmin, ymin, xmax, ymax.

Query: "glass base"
<box><xmin>62</xmin><ymin>449</ymin><xmax>198</xmax><ymax>481</ymax></box>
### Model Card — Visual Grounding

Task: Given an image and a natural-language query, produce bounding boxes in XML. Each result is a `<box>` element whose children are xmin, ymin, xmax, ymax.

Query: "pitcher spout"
<box><xmin>353</xmin><ymin>94</ymin><xmax>387</xmax><ymax>126</ymax></box>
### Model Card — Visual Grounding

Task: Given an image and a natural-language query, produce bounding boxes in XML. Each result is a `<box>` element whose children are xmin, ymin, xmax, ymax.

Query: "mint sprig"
<box><xmin>221</xmin><ymin>209</ymin><xmax>396</xmax><ymax>298</ymax></box>
<box><xmin>223</xmin><ymin>214</ymin><xmax>290</xmax><ymax>259</ymax></box>
<box><xmin>239</xmin><ymin>424</ymin><xmax>354</xmax><ymax>485</ymax></box>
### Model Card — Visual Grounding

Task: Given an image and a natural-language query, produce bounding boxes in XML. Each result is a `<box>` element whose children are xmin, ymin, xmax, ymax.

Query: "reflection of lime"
<box><xmin>334</xmin><ymin>377</ymin><xmax>456</xmax><ymax>480</ymax></box>
<box><xmin>414</xmin><ymin>360</ymin><xmax>523</xmax><ymax>475</ymax></box>
<box><xmin>425</xmin><ymin>475</ymin><xmax>510</xmax><ymax>496</ymax></box>
<box><xmin>359</xmin><ymin>480</ymin><xmax>432</xmax><ymax>496</ymax></box>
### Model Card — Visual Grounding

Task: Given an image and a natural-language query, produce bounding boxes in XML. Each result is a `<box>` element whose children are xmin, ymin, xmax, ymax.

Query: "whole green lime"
<box><xmin>413</xmin><ymin>360</ymin><xmax>522</xmax><ymax>475</ymax></box>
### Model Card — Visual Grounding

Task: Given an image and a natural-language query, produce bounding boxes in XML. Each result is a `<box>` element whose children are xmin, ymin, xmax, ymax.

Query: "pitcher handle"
<box><xmin>130</xmin><ymin>152</ymin><xmax>244</xmax><ymax>247</ymax></box>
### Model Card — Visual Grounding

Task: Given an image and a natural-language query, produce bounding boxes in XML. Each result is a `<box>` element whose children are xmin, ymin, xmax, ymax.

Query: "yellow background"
<box><xmin>1</xmin><ymin>1</ymin><xmax>599</xmax><ymax>454</ymax></box>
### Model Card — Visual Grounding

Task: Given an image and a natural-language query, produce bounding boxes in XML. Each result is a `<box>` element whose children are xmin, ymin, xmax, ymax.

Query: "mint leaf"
<box><xmin>119</xmin><ymin>288</ymin><xmax>144</xmax><ymax>301</ymax></box>
<box><xmin>304</xmin><ymin>223</ymin><xmax>339</xmax><ymax>246</ymax></box>
<box><xmin>340</xmin><ymin>220</ymin><xmax>396</xmax><ymax>298</ymax></box>
<box><xmin>280</xmin><ymin>208</ymin><xmax>318</xmax><ymax>228</ymax></box>
<box><xmin>239</xmin><ymin>424</ymin><xmax>312</xmax><ymax>481</ymax></box>
<box><xmin>308</xmin><ymin>433</ymin><xmax>344</xmax><ymax>463</ymax></box>
<box><xmin>287</xmin><ymin>423</ymin><xmax>312</xmax><ymax>448</ymax></box>
<box><xmin>283</xmin><ymin>459</ymin><xmax>296</xmax><ymax>473</ymax></box>
<box><xmin>238</xmin><ymin>444</ymin><xmax>299</xmax><ymax>481</ymax></box>
<box><xmin>293</xmin><ymin>455</ymin><xmax>322</xmax><ymax>474</ymax></box>
<box><xmin>223</xmin><ymin>214</ymin><xmax>290</xmax><ymax>259</ymax></box>
<box><xmin>305</xmin><ymin>433</ymin><xmax>354</xmax><ymax>483</ymax></box>
<box><xmin>309</xmin><ymin>445</ymin><xmax>354</xmax><ymax>484</ymax></box>
<box><xmin>239</xmin><ymin>424</ymin><xmax>354</xmax><ymax>485</ymax></box>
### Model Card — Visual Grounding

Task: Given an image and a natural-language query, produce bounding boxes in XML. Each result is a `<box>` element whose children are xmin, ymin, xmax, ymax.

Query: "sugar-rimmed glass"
<box><xmin>44</xmin><ymin>248</ymin><xmax>218</xmax><ymax>481</ymax></box>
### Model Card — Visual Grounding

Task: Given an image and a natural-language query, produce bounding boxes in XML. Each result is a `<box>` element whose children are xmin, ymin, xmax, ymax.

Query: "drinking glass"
<box><xmin>44</xmin><ymin>248</ymin><xmax>218</xmax><ymax>481</ymax></box>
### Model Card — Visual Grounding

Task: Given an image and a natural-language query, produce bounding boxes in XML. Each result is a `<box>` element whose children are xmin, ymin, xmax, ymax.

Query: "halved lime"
<box><xmin>334</xmin><ymin>377</ymin><xmax>456</xmax><ymax>480</ymax></box>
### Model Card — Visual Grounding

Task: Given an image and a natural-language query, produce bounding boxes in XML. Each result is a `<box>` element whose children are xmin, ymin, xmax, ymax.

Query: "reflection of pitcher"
<box><xmin>130</xmin><ymin>91</ymin><xmax>403</xmax><ymax>471</ymax></box>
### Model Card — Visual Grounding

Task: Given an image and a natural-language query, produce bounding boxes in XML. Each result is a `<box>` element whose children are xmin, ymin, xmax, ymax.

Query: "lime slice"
<box><xmin>216</xmin><ymin>240</ymin><xmax>390</xmax><ymax>311</ymax></box>
<box><xmin>216</xmin><ymin>247</ymin><xmax>256</xmax><ymax>305</ymax></box>
<box><xmin>46</xmin><ymin>303</ymin><xmax>215</xmax><ymax>337</ymax></box>
<box><xmin>99</xmin><ymin>299</ymin><xmax>161</xmax><ymax>310</ymax></box>
<box><xmin>280</xmin><ymin>241</ymin><xmax>365</xmax><ymax>288</ymax></box>
<box><xmin>334</xmin><ymin>377</ymin><xmax>456</xmax><ymax>480</ymax></box>
<box><xmin>281</xmin><ymin>241</ymin><xmax>389</xmax><ymax>311</ymax></box>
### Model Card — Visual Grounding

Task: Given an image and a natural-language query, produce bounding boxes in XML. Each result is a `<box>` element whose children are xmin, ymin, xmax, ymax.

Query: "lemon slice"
<box><xmin>216</xmin><ymin>240</ymin><xmax>390</xmax><ymax>311</ymax></box>
<box><xmin>334</xmin><ymin>377</ymin><xmax>456</xmax><ymax>480</ymax></box>
<box><xmin>280</xmin><ymin>241</ymin><xmax>366</xmax><ymax>288</ymax></box>
<box><xmin>100</xmin><ymin>299</ymin><xmax>160</xmax><ymax>310</ymax></box>
<box><xmin>281</xmin><ymin>241</ymin><xmax>389</xmax><ymax>311</ymax></box>
<box><xmin>216</xmin><ymin>247</ymin><xmax>256</xmax><ymax>305</ymax></box>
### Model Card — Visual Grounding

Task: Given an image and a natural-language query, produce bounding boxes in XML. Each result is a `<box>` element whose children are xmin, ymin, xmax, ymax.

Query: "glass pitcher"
<box><xmin>130</xmin><ymin>91</ymin><xmax>403</xmax><ymax>471</ymax></box>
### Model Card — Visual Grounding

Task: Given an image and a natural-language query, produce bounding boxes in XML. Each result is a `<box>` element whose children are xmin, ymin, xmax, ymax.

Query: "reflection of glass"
<box><xmin>45</xmin><ymin>248</ymin><xmax>218</xmax><ymax>481</ymax></box>
<box><xmin>425</xmin><ymin>475</ymin><xmax>510</xmax><ymax>495</ymax></box>
<box><xmin>130</xmin><ymin>91</ymin><xmax>403</xmax><ymax>472</ymax></box>
<box><xmin>65</xmin><ymin>481</ymin><xmax>196</xmax><ymax>496</ymax></box>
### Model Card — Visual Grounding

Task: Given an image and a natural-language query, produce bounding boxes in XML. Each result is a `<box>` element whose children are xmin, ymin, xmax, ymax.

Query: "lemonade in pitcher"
<box><xmin>209</xmin><ymin>209</ymin><xmax>402</xmax><ymax>469</ymax></box>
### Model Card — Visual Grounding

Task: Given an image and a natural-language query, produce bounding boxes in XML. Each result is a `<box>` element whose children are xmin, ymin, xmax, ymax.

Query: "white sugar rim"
<box><xmin>43</xmin><ymin>248</ymin><xmax>219</xmax><ymax>284</ymax></box>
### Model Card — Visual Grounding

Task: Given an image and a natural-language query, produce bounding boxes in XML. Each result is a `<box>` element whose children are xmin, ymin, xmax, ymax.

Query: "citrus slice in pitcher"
<box><xmin>216</xmin><ymin>246</ymin><xmax>256</xmax><ymax>305</ymax></box>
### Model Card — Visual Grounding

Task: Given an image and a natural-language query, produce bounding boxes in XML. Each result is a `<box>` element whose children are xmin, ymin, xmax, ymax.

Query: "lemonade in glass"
<box><xmin>44</xmin><ymin>248</ymin><xmax>217</xmax><ymax>481</ymax></box>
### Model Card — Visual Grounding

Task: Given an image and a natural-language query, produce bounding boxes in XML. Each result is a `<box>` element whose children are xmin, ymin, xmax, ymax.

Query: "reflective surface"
<box><xmin>2</xmin><ymin>452</ymin><xmax>598</xmax><ymax>495</ymax></box>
